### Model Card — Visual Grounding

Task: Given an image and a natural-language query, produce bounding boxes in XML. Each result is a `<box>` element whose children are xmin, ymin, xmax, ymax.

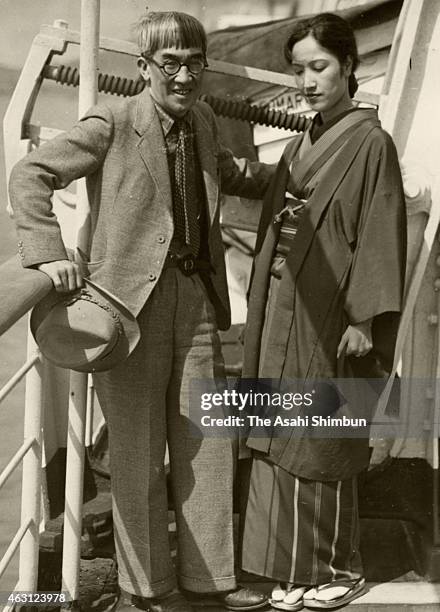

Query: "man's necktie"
<box><xmin>174</xmin><ymin>120</ymin><xmax>200</xmax><ymax>256</ymax></box>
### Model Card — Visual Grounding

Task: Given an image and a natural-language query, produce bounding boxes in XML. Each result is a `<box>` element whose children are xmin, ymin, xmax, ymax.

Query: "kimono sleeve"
<box><xmin>344</xmin><ymin>130</ymin><xmax>407</xmax><ymax>327</ymax></box>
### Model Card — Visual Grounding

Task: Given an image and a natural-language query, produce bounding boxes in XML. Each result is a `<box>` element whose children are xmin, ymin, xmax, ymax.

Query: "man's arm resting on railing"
<box><xmin>0</xmin><ymin>257</ymin><xmax>53</xmax><ymax>335</ymax></box>
<box><xmin>37</xmin><ymin>260</ymin><xmax>84</xmax><ymax>293</ymax></box>
<box><xmin>8</xmin><ymin>105</ymin><xmax>114</xmax><ymax>284</ymax></box>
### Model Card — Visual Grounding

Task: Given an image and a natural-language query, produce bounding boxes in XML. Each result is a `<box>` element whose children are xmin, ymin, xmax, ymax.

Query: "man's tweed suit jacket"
<box><xmin>9</xmin><ymin>88</ymin><xmax>272</xmax><ymax>330</ymax></box>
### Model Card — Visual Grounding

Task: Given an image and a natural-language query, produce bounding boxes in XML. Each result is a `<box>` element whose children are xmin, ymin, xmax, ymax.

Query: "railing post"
<box><xmin>85</xmin><ymin>377</ymin><xmax>95</xmax><ymax>448</ymax></box>
<box><xmin>18</xmin><ymin>330</ymin><xmax>42</xmax><ymax>591</ymax></box>
<box><xmin>61</xmin><ymin>0</ymin><xmax>100</xmax><ymax>604</ymax></box>
<box><xmin>61</xmin><ymin>371</ymin><xmax>88</xmax><ymax>602</ymax></box>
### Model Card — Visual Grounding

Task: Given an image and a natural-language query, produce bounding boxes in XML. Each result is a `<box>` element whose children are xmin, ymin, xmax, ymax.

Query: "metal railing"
<box><xmin>1</xmin><ymin>3</ymin><xmax>102</xmax><ymax>607</ymax></box>
<box><xmin>0</xmin><ymin>338</ymin><xmax>43</xmax><ymax>611</ymax></box>
<box><xmin>0</xmin><ymin>281</ymin><xmax>96</xmax><ymax>610</ymax></box>
<box><xmin>0</xmin><ymin>252</ymin><xmax>82</xmax><ymax>610</ymax></box>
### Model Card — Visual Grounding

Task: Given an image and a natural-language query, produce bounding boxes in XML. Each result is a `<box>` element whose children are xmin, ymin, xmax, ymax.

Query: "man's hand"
<box><xmin>337</xmin><ymin>319</ymin><xmax>373</xmax><ymax>359</ymax></box>
<box><xmin>37</xmin><ymin>260</ymin><xmax>84</xmax><ymax>293</ymax></box>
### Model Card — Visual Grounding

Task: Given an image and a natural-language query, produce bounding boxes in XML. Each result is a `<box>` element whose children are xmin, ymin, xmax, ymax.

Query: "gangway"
<box><xmin>1</xmin><ymin>0</ymin><xmax>440</xmax><ymax>609</ymax></box>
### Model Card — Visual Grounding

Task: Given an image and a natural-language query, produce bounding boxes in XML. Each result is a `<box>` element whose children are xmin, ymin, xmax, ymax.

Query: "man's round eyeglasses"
<box><xmin>145</xmin><ymin>56</ymin><xmax>208</xmax><ymax>76</ymax></box>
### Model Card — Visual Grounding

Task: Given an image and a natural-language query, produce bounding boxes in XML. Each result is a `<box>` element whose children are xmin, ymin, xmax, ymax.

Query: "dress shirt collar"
<box><xmin>152</xmin><ymin>99</ymin><xmax>193</xmax><ymax>137</ymax></box>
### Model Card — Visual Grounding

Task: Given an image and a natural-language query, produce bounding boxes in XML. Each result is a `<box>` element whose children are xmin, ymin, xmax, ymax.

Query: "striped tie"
<box><xmin>174</xmin><ymin>120</ymin><xmax>200</xmax><ymax>256</ymax></box>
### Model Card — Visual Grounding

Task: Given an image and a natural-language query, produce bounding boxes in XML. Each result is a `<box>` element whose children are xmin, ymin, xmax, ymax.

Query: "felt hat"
<box><xmin>30</xmin><ymin>278</ymin><xmax>140</xmax><ymax>373</ymax></box>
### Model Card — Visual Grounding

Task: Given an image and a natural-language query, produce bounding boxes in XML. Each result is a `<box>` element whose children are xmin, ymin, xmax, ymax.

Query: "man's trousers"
<box><xmin>94</xmin><ymin>268</ymin><xmax>236</xmax><ymax>597</ymax></box>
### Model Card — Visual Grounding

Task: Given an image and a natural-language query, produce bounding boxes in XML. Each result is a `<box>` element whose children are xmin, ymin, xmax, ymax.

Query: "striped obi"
<box><xmin>271</xmin><ymin>194</ymin><xmax>308</xmax><ymax>277</ymax></box>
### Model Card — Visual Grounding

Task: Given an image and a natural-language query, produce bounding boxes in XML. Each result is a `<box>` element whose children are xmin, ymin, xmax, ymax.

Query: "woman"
<box><xmin>240</xmin><ymin>13</ymin><xmax>406</xmax><ymax>611</ymax></box>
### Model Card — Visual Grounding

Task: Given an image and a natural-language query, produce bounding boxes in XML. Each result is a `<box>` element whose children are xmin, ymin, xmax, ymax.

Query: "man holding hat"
<box><xmin>9</xmin><ymin>10</ymin><xmax>273</xmax><ymax>612</ymax></box>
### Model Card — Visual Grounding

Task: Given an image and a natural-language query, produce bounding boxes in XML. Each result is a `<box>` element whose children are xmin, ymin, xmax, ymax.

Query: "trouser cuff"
<box><xmin>179</xmin><ymin>573</ymin><xmax>237</xmax><ymax>593</ymax></box>
<box><xmin>119</xmin><ymin>573</ymin><xmax>176</xmax><ymax>599</ymax></box>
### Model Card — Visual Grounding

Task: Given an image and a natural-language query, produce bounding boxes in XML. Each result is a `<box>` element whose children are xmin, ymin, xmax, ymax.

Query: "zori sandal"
<box><xmin>303</xmin><ymin>576</ymin><xmax>366</xmax><ymax>609</ymax></box>
<box><xmin>270</xmin><ymin>584</ymin><xmax>307</xmax><ymax>611</ymax></box>
<box><xmin>271</xmin><ymin>584</ymin><xmax>290</xmax><ymax>603</ymax></box>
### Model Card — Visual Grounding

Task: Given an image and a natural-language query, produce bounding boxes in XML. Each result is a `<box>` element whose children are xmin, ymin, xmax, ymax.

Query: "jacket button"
<box><xmin>157</xmin><ymin>236</ymin><xmax>166</xmax><ymax>244</ymax></box>
<box><xmin>148</xmin><ymin>273</ymin><xmax>156</xmax><ymax>282</ymax></box>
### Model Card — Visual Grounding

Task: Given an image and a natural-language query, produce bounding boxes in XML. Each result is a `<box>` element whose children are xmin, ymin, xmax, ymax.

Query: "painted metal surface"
<box><xmin>61</xmin><ymin>0</ymin><xmax>101</xmax><ymax>603</ymax></box>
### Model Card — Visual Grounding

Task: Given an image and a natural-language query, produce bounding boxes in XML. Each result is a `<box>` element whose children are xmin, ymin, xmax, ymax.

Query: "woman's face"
<box><xmin>290</xmin><ymin>34</ymin><xmax>352</xmax><ymax>121</ymax></box>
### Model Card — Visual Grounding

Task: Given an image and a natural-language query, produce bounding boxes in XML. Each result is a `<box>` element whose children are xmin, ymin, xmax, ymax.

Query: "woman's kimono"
<box><xmin>240</xmin><ymin>108</ymin><xmax>406</xmax><ymax>584</ymax></box>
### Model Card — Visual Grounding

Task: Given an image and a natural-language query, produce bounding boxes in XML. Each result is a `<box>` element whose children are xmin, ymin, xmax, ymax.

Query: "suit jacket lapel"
<box><xmin>192</xmin><ymin>106</ymin><xmax>218</xmax><ymax>226</ymax></box>
<box><xmin>133</xmin><ymin>89</ymin><xmax>172</xmax><ymax>213</ymax></box>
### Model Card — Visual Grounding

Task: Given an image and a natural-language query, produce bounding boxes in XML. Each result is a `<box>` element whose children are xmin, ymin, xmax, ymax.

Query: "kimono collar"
<box><xmin>311</xmin><ymin>107</ymin><xmax>361</xmax><ymax>144</ymax></box>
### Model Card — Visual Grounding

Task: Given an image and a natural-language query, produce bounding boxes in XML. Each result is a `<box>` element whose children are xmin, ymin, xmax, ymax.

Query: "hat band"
<box><xmin>64</xmin><ymin>289</ymin><xmax>124</xmax><ymax>336</ymax></box>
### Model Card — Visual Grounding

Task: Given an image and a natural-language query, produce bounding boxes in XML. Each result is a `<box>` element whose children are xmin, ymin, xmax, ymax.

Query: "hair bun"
<box><xmin>349</xmin><ymin>73</ymin><xmax>358</xmax><ymax>98</ymax></box>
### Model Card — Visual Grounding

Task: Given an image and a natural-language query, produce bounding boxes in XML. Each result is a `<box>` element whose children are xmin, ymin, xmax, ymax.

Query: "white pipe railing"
<box><xmin>0</xmin><ymin>330</ymin><xmax>44</xmax><ymax>611</ymax></box>
<box><xmin>18</xmin><ymin>333</ymin><xmax>43</xmax><ymax>592</ymax></box>
<box><xmin>0</xmin><ymin>353</ymin><xmax>40</xmax><ymax>403</ymax></box>
<box><xmin>1</xmin><ymin>1</ymin><xmax>102</xmax><ymax>604</ymax></box>
<box><xmin>0</xmin><ymin>519</ymin><xmax>33</xmax><ymax>581</ymax></box>
<box><xmin>61</xmin><ymin>371</ymin><xmax>88</xmax><ymax>601</ymax></box>
<box><xmin>61</xmin><ymin>0</ymin><xmax>100</xmax><ymax>603</ymax></box>
<box><xmin>85</xmin><ymin>379</ymin><xmax>95</xmax><ymax>448</ymax></box>
<box><xmin>0</xmin><ymin>438</ymin><xmax>35</xmax><ymax>490</ymax></box>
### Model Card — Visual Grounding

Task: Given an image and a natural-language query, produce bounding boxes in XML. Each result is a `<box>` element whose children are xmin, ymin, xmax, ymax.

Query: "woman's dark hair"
<box><xmin>284</xmin><ymin>13</ymin><xmax>359</xmax><ymax>97</ymax></box>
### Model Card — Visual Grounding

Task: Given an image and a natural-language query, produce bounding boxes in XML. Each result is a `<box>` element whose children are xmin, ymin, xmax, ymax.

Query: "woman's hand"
<box><xmin>337</xmin><ymin>319</ymin><xmax>373</xmax><ymax>359</ymax></box>
<box><xmin>38</xmin><ymin>260</ymin><xmax>84</xmax><ymax>293</ymax></box>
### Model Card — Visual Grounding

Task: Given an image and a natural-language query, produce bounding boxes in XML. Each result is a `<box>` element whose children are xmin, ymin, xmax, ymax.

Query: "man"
<box><xmin>9</xmin><ymin>10</ymin><xmax>273</xmax><ymax>612</ymax></box>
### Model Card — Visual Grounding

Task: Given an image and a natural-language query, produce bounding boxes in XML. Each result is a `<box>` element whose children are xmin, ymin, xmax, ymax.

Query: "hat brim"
<box><xmin>31</xmin><ymin>279</ymin><xmax>140</xmax><ymax>373</ymax></box>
